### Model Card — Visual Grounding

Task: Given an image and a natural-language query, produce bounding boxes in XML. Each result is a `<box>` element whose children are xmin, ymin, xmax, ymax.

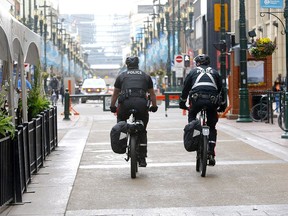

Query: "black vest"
<box><xmin>121</xmin><ymin>70</ymin><xmax>148</xmax><ymax>92</ymax></box>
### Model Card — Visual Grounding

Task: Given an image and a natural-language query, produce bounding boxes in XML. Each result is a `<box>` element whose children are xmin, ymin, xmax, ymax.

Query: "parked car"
<box><xmin>80</xmin><ymin>78</ymin><xmax>107</xmax><ymax>103</ymax></box>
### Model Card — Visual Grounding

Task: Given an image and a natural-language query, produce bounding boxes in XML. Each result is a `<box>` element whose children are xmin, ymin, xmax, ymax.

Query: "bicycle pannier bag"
<box><xmin>183</xmin><ymin>119</ymin><xmax>202</xmax><ymax>152</ymax></box>
<box><xmin>110</xmin><ymin>121</ymin><xmax>128</xmax><ymax>154</ymax></box>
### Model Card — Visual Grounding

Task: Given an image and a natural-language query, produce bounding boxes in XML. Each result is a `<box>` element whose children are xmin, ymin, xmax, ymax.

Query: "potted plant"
<box><xmin>0</xmin><ymin>86</ymin><xmax>15</xmax><ymax>138</ymax></box>
<box><xmin>249</xmin><ymin>37</ymin><xmax>276</xmax><ymax>59</ymax></box>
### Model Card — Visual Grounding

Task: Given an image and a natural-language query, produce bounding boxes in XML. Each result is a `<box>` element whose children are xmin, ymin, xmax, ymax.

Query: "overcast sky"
<box><xmin>58</xmin><ymin>0</ymin><xmax>139</xmax><ymax>15</ymax></box>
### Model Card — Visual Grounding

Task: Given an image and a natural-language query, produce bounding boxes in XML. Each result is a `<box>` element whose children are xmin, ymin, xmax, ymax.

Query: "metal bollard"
<box><xmin>63</xmin><ymin>88</ymin><xmax>70</xmax><ymax>120</ymax></box>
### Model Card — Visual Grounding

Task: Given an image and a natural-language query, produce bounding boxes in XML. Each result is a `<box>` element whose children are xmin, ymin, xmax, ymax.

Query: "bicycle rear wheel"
<box><xmin>278</xmin><ymin>110</ymin><xmax>287</xmax><ymax>131</ymax></box>
<box><xmin>250</xmin><ymin>104</ymin><xmax>268</xmax><ymax>122</ymax></box>
<box><xmin>200</xmin><ymin>135</ymin><xmax>208</xmax><ymax>177</ymax></box>
<box><xmin>130</xmin><ymin>135</ymin><xmax>138</xmax><ymax>179</ymax></box>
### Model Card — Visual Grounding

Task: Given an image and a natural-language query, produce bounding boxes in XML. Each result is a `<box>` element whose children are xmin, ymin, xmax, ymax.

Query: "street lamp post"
<box><xmin>144</xmin><ymin>30</ymin><xmax>149</xmax><ymax>71</ymax></box>
<box><xmin>181</xmin><ymin>10</ymin><xmax>188</xmax><ymax>54</ymax></box>
<box><xmin>165</xmin><ymin>6</ymin><xmax>172</xmax><ymax>88</ymax></box>
<box><xmin>237</xmin><ymin>0</ymin><xmax>252</xmax><ymax>122</ymax></box>
<box><xmin>22</xmin><ymin>0</ymin><xmax>26</xmax><ymax>25</ymax></box>
<box><xmin>177</xmin><ymin>0</ymin><xmax>181</xmax><ymax>54</ymax></box>
<box><xmin>33</xmin><ymin>6</ymin><xmax>38</xmax><ymax>33</ymax></box>
<box><xmin>282</xmin><ymin>0</ymin><xmax>288</xmax><ymax>138</ymax></box>
<box><xmin>220</xmin><ymin>0</ymin><xmax>228</xmax><ymax>110</ymax></box>
<box><xmin>44</xmin><ymin>21</ymin><xmax>48</xmax><ymax>72</ymax></box>
<box><xmin>58</xmin><ymin>30</ymin><xmax>65</xmax><ymax>76</ymax></box>
<box><xmin>144</xmin><ymin>17</ymin><xmax>152</xmax><ymax>43</ymax></box>
<box><xmin>28</xmin><ymin>0</ymin><xmax>32</xmax><ymax>29</ymax></box>
<box><xmin>39</xmin><ymin>0</ymin><xmax>49</xmax><ymax>72</ymax></box>
<box><xmin>46</xmin><ymin>10</ymin><xmax>57</xmax><ymax>41</ymax></box>
<box><xmin>39</xmin><ymin>11</ymin><xmax>43</xmax><ymax>36</ymax></box>
<box><xmin>149</xmin><ymin>24</ymin><xmax>153</xmax><ymax>44</ymax></box>
<box><xmin>131</xmin><ymin>37</ymin><xmax>135</xmax><ymax>55</ymax></box>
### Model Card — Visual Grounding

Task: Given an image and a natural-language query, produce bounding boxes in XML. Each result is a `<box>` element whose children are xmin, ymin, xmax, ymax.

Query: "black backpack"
<box><xmin>183</xmin><ymin>119</ymin><xmax>202</xmax><ymax>152</ymax></box>
<box><xmin>110</xmin><ymin>121</ymin><xmax>128</xmax><ymax>154</ymax></box>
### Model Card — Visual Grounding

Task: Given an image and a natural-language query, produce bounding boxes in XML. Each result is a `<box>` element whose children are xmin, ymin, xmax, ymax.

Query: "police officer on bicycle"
<box><xmin>110</xmin><ymin>56</ymin><xmax>158</xmax><ymax>167</ymax></box>
<box><xmin>179</xmin><ymin>54</ymin><xmax>226</xmax><ymax>166</ymax></box>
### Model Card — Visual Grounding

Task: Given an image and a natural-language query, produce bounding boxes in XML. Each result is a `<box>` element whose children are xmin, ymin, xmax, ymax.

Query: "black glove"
<box><xmin>110</xmin><ymin>106</ymin><xmax>117</xmax><ymax>113</ymax></box>
<box><xmin>149</xmin><ymin>106</ymin><xmax>158</xmax><ymax>112</ymax></box>
<box><xmin>179</xmin><ymin>100</ymin><xmax>188</xmax><ymax>110</ymax></box>
<box><xmin>217</xmin><ymin>102</ymin><xmax>227</xmax><ymax>113</ymax></box>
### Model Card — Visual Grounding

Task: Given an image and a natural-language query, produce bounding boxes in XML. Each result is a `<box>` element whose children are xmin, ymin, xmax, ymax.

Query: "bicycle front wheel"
<box><xmin>200</xmin><ymin>135</ymin><xmax>208</xmax><ymax>177</ymax></box>
<box><xmin>278</xmin><ymin>110</ymin><xmax>287</xmax><ymax>131</ymax></box>
<box><xmin>250</xmin><ymin>104</ymin><xmax>268</xmax><ymax>122</ymax></box>
<box><xmin>130</xmin><ymin>135</ymin><xmax>138</xmax><ymax>179</ymax></box>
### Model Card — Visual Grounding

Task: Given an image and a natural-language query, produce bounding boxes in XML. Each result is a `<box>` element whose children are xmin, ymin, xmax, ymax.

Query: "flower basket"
<box><xmin>249</xmin><ymin>37</ymin><xmax>276</xmax><ymax>59</ymax></box>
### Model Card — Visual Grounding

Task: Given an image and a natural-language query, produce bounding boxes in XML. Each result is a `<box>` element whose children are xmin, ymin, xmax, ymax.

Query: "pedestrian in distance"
<box><xmin>18</xmin><ymin>76</ymin><xmax>32</xmax><ymax>91</ymax></box>
<box><xmin>49</xmin><ymin>76</ymin><xmax>60</xmax><ymax>100</ymax></box>
<box><xmin>110</xmin><ymin>56</ymin><xmax>158</xmax><ymax>167</ymax></box>
<box><xmin>60</xmin><ymin>84</ymin><xmax>65</xmax><ymax>105</ymax></box>
<box><xmin>179</xmin><ymin>54</ymin><xmax>226</xmax><ymax>166</ymax></box>
<box><xmin>272</xmin><ymin>78</ymin><xmax>284</xmax><ymax>113</ymax></box>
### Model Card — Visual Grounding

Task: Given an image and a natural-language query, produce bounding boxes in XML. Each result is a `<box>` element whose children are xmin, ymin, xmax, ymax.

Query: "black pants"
<box><xmin>188</xmin><ymin>98</ymin><xmax>218</xmax><ymax>143</ymax></box>
<box><xmin>117</xmin><ymin>97</ymin><xmax>149</xmax><ymax>157</ymax></box>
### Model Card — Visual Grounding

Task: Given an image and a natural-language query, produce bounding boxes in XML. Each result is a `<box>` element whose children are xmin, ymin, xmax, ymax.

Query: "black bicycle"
<box><xmin>278</xmin><ymin>109</ymin><xmax>288</xmax><ymax>131</ymax></box>
<box><xmin>195</xmin><ymin>107</ymin><xmax>210</xmax><ymax>177</ymax></box>
<box><xmin>125</xmin><ymin>109</ymin><xmax>145</xmax><ymax>179</ymax></box>
<box><xmin>250</xmin><ymin>94</ymin><xmax>269</xmax><ymax>122</ymax></box>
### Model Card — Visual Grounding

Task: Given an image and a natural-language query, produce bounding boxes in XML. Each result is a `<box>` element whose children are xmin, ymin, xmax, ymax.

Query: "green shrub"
<box><xmin>0</xmin><ymin>87</ymin><xmax>15</xmax><ymax>138</ymax></box>
<box><xmin>27</xmin><ymin>87</ymin><xmax>50</xmax><ymax>120</ymax></box>
<box><xmin>27</xmin><ymin>64</ymin><xmax>50</xmax><ymax>121</ymax></box>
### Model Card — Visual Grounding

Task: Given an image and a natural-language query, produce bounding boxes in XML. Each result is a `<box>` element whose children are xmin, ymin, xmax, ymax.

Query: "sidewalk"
<box><xmin>1</xmin><ymin>103</ymin><xmax>288</xmax><ymax>216</ymax></box>
<box><xmin>219</xmin><ymin>117</ymin><xmax>288</xmax><ymax>161</ymax></box>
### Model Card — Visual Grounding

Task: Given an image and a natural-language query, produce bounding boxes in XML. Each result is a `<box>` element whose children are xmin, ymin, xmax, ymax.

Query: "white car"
<box><xmin>80</xmin><ymin>78</ymin><xmax>107</xmax><ymax>103</ymax></box>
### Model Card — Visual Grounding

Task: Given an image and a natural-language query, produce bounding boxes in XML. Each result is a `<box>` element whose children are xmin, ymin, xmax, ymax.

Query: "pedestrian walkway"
<box><xmin>1</xmin><ymin>102</ymin><xmax>288</xmax><ymax>216</ymax></box>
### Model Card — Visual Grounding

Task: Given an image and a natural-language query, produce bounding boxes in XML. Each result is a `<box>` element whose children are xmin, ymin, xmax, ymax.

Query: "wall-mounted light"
<box><xmin>248</xmin><ymin>29</ymin><xmax>256</xmax><ymax>38</ymax></box>
<box><xmin>257</xmin><ymin>26</ymin><xmax>263</xmax><ymax>32</ymax></box>
<box><xmin>273</xmin><ymin>20</ymin><xmax>279</xmax><ymax>28</ymax></box>
<box><xmin>248</xmin><ymin>29</ymin><xmax>256</xmax><ymax>43</ymax></box>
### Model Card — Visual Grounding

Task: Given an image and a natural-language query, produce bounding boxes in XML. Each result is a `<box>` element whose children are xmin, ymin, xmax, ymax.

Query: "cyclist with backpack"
<box><xmin>179</xmin><ymin>54</ymin><xmax>226</xmax><ymax>166</ymax></box>
<box><xmin>110</xmin><ymin>56</ymin><xmax>158</xmax><ymax>167</ymax></box>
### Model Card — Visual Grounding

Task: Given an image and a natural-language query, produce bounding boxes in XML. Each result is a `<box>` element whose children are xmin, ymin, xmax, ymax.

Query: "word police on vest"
<box><xmin>127</xmin><ymin>70</ymin><xmax>142</xmax><ymax>75</ymax></box>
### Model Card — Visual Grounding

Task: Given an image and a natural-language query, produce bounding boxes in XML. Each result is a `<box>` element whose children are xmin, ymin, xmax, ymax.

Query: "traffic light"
<box><xmin>184</xmin><ymin>55</ymin><xmax>190</xmax><ymax>67</ymax></box>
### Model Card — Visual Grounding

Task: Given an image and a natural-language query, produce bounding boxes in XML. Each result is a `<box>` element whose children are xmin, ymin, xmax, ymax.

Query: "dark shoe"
<box><xmin>139</xmin><ymin>157</ymin><xmax>147</xmax><ymax>167</ymax></box>
<box><xmin>208</xmin><ymin>154</ymin><xmax>216</xmax><ymax>166</ymax></box>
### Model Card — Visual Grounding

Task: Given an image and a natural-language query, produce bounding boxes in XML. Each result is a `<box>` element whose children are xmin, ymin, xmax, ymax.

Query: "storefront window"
<box><xmin>247</xmin><ymin>60</ymin><xmax>264</xmax><ymax>84</ymax></box>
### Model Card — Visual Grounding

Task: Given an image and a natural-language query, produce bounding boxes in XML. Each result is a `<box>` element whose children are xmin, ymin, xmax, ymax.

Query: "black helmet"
<box><xmin>126</xmin><ymin>57</ymin><xmax>139</xmax><ymax>69</ymax></box>
<box><xmin>194</xmin><ymin>54</ymin><xmax>210</xmax><ymax>66</ymax></box>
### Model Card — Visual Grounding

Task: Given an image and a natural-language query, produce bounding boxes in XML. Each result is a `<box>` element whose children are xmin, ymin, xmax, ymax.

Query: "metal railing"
<box><xmin>0</xmin><ymin>106</ymin><xmax>58</xmax><ymax>211</ymax></box>
<box><xmin>0</xmin><ymin>136</ymin><xmax>14</xmax><ymax>207</ymax></box>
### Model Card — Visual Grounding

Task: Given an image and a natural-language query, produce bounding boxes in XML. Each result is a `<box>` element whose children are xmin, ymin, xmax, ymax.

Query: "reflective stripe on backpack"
<box><xmin>191</xmin><ymin>67</ymin><xmax>218</xmax><ymax>90</ymax></box>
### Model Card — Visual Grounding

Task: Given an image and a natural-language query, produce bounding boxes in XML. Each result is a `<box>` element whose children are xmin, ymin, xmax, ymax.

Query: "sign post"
<box><xmin>174</xmin><ymin>55</ymin><xmax>184</xmax><ymax>68</ymax></box>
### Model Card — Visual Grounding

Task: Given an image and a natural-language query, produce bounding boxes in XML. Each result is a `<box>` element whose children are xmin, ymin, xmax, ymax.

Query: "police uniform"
<box><xmin>180</xmin><ymin>65</ymin><xmax>223</xmax><ymax>154</ymax></box>
<box><xmin>114</xmin><ymin>69</ymin><xmax>154</xmax><ymax>157</ymax></box>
